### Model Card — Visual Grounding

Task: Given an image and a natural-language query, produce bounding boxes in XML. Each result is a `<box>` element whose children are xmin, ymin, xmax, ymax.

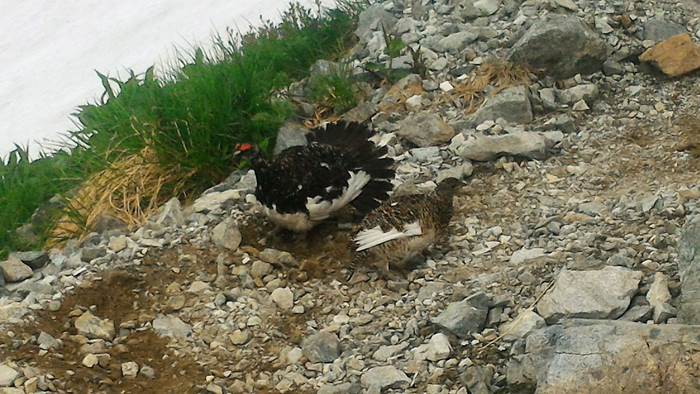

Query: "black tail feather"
<box><xmin>309</xmin><ymin>121</ymin><xmax>396</xmax><ymax>215</ymax></box>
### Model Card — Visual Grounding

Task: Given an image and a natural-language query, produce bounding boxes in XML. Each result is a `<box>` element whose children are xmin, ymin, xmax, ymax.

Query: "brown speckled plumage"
<box><xmin>351</xmin><ymin>178</ymin><xmax>462</xmax><ymax>276</ymax></box>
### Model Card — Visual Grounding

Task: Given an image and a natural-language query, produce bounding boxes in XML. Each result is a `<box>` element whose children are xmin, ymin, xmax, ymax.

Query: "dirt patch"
<box><xmin>239</xmin><ymin>213</ymin><xmax>354</xmax><ymax>281</ymax></box>
<box><xmin>0</xmin><ymin>259</ymin><xmax>210</xmax><ymax>393</ymax></box>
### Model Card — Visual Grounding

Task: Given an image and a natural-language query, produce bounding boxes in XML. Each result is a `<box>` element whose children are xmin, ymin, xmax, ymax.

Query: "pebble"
<box><xmin>74</xmin><ymin>311</ymin><xmax>115</xmax><ymax>340</ymax></box>
<box><xmin>0</xmin><ymin>365</ymin><xmax>19</xmax><ymax>386</ymax></box>
<box><xmin>121</xmin><ymin>362</ymin><xmax>139</xmax><ymax>378</ymax></box>
<box><xmin>301</xmin><ymin>332</ymin><xmax>340</xmax><ymax>363</ymax></box>
<box><xmin>361</xmin><ymin>366</ymin><xmax>411</xmax><ymax>390</ymax></box>
<box><xmin>82</xmin><ymin>354</ymin><xmax>98</xmax><ymax>368</ymax></box>
<box><xmin>271</xmin><ymin>287</ymin><xmax>294</xmax><ymax>310</ymax></box>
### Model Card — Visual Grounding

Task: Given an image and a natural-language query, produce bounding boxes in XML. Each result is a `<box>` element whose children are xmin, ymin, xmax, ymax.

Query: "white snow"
<box><xmin>0</xmin><ymin>0</ymin><xmax>329</xmax><ymax>158</ymax></box>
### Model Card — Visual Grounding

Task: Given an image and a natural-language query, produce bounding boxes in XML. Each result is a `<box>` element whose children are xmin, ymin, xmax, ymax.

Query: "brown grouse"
<box><xmin>240</xmin><ymin>121</ymin><xmax>395</xmax><ymax>232</ymax></box>
<box><xmin>351</xmin><ymin>177</ymin><xmax>463</xmax><ymax>276</ymax></box>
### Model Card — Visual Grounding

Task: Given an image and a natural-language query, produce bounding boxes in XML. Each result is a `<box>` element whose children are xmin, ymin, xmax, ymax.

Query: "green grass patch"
<box><xmin>307</xmin><ymin>63</ymin><xmax>359</xmax><ymax>115</ymax></box>
<box><xmin>0</xmin><ymin>1</ymin><xmax>366</xmax><ymax>257</ymax></box>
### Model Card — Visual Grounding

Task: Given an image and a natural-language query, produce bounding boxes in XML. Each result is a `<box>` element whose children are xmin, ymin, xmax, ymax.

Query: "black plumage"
<box><xmin>250</xmin><ymin>121</ymin><xmax>395</xmax><ymax>232</ymax></box>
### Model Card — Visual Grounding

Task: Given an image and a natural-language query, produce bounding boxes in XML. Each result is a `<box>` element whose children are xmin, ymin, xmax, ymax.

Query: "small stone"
<box><xmin>96</xmin><ymin>354</ymin><xmax>111</xmax><ymax>368</ymax></box>
<box><xmin>396</xmin><ymin>112</ymin><xmax>455</xmax><ymax>147</ymax></box>
<box><xmin>152</xmin><ymin>315</ymin><xmax>192</xmax><ymax>338</ymax></box>
<box><xmin>619</xmin><ymin>305</ymin><xmax>653</xmax><ymax>322</ymax></box>
<box><xmin>188</xmin><ymin>281</ymin><xmax>210</xmax><ymax>293</ymax></box>
<box><xmin>37</xmin><ymin>331</ymin><xmax>61</xmax><ymax>350</ymax></box>
<box><xmin>108</xmin><ymin>236</ymin><xmax>128</xmax><ymax>253</ymax></box>
<box><xmin>468</xmin><ymin>86</ymin><xmax>533</xmax><ymax>125</ymax></box>
<box><xmin>572</xmin><ymin>100</ymin><xmax>590</xmax><ymax>111</ymax></box>
<box><xmin>274</xmin><ymin>121</ymin><xmax>308</xmax><ymax>155</ymax></box>
<box><xmin>499</xmin><ymin>310</ymin><xmax>546</xmax><ymax>341</ymax></box>
<box><xmin>439</xmin><ymin>81</ymin><xmax>454</xmax><ymax>92</ymax></box>
<box><xmin>361</xmin><ymin>366</ymin><xmax>410</xmax><ymax>390</ymax></box>
<box><xmin>438</xmin><ymin>31</ymin><xmax>478</xmax><ymax>52</ymax></box>
<box><xmin>405</xmin><ymin>95</ymin><xmax>423</xmax><ymax>110</ymax></box>
<box><xmin>121</xmin><ymin>362</ymin><xmax>139</xmax><ymax>378</ymax></box>
<box><xmin>373</xmin><ymin>342</ymin><xmax>409</xmax><ymax>362</ymax></box>
<box><xmin>75</xmin><ymin>311</ymin><xmax>115</xmax><ymax>340</ymax></box>
<box><xmin>167</xmin><ymin>295</ymin><xmax>186</xmax><ymax>311</ymax></box>
<box><xmin>229</xmin><ymin>330</ymin><xmax>250</xmax><ymax>345</ymax></box>
<box><xmin>139</xmin><ymin>365</ymin><xmax>156</xmax><ymax>379</ymax></box>
<box><xmin>154</xmin><ymin>197</ymin><xmax>185</xmax><ymax>227</ymax></box>
<box><xmin>647</xmin><ymin>272</ymin><xmax>676</xmax><ymax>323</ymax></box>
<box><xmin>81</xmin><ymin>246</ymin><xmax>107</xmax><ymax>262</ymax></box>
<box><xmin>414</xmin><ymin>333</ymin><xmax>452</xmax><ymax>361</ymax></box>
<box><xmin>211</xmin><ymin>217</ymin><xmax>242</xmax><ymax>251</ymax></box>
<box><xmin>271</xmin><ymin>287</ymin><xmax>294</xmax><ymax>310</ymax></box>
<box><xmin>259</xmin><ymin>248</ymin><xmax>297</xmax><ymax>267</ymax></box>
<box><xmin>432</xmin><ymin>299</ymin><xmax>488</xmax><ymax>338</ymax></box>
<box><xmin>301</xmin><ymin>331</ymin><xmax>340</xmax><ymax>363</ymax></box>
<box><xmin>0</xmin><ymin>257</ymin><xmax>33</xmax><ymax>282</ymax></box>
<box><xmin>0</xmin><ymin>364</ymin><xmax>19</xmax><ymax>386</ymax></box>
<box><xmin>250</xmin><ymin>261</ymin><xmax>273</xmax><ymax>279</ymax></box>
<box><xmin>206</xmin><ymin>383</ymin><xmax>224</xmax><ymax>394</ymax></box>
<box><xmin>82</xmin><ymin>354</ymin><xmax>98</xmax><ymax>368</ymax></box>
<box><xmin>192</xmin><ymin>190</ymin><xmax>239</xmax><ymax>213</ymax></box>
<box><xmin>510</xmin><ymin>248</ymin><xmax>545</xmax><ymax>264</ymax></box>
<box><xmin>473</xmin><ymin>0</ymin><xmax>501</xmax><ymax>16</ymax></box>
<box><xmin>318</xmin><ymin>383</ymin><xmax>358</xmax><ymax>394</ymax></box>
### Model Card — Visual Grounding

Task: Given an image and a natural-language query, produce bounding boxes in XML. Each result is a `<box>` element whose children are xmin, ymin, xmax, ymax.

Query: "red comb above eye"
<box><xmin>238</xmin><ymin>143</ymin><xmax>253</xmax><ymax>152</ymax></box>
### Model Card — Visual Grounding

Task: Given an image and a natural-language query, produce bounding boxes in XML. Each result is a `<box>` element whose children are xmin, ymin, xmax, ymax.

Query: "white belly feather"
<box><xmin>261</xmin><ymin>170</ymin><xmax>371</xmax><ymax>231</ymax></box>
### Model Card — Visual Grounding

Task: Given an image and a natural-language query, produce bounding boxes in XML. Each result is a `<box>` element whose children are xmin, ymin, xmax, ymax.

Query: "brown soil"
<box><xmin>0</xmin><ymin>265</ymin><xmax>210</xmax><ymax>394</ymax></box>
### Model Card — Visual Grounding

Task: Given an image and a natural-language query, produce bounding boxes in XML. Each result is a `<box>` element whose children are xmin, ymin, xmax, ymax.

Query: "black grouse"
<box><xmin>239</xmin><ymin>121</ymin><xmax>396</xmax><ymax>232</ymax></box>
<box><xmin>350</xmin><ymin>177</ymin><xmax>463</xmax><ymax>277</ymax></box>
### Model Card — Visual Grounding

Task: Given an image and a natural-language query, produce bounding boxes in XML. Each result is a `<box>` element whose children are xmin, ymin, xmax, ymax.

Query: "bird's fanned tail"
<box><xmin>308</xmin><ymin>121</ymin><xmax>396</xmax><ymax>215</ymax></box>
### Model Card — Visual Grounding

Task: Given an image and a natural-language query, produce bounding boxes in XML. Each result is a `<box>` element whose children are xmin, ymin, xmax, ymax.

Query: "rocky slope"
<box><xmin>2</xmin><ymin>0</ymin><xmax>700</xmax><ymax>393</ymax></box>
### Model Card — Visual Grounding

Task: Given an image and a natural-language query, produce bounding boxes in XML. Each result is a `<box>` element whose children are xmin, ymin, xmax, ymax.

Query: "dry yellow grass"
<box><xmin>47</xmin><ymin>148</ymin><xmax>192</xmax><ymax>248</ymax></box>
<box><xmin>439</xmin><ymin>59</ymin><xmax>535</xmax><ymax>113</ymax></box>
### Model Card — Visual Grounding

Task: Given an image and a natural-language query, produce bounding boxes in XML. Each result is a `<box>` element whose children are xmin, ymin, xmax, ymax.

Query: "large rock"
<box><xmin>11</xmin><ymin>251</ymin><xmax>49</xmax><ymax>270</ymax></box>
<box><xmin>536</xmin><ymin>267</ymin><xmax>641</xmax><ymax>323</ymax></box>
<box><xmin>469</xmin><ymin>86</ymin><xmax>533</xmax><ymax>125</ymax></box>
<box><xmin>211</xmin><ymin>217</ymin><xmax>242</xmax><ymax>251</ymax></box>
<box><xmin>508</xmin><ymin>15</ymin><xmax>607</xmax><ymax>79</ymax></box>
<box><xmin>0</xmin><ymin>257</ymin><xmax>33</xmax><ymax>283</ymax></box>
<box><xmin>678</xmin><ymin>215</ymin><xmax>700</xmax><ymax>324</ymax></box>
<box><xmin>396</xmin><ymin>112</ymin><xmax>456</xmax><ymax>147</ymax></box>
<box><xmin>640</xmin><ymin>34</ymin><xmax>700</xmax><ymax>77</ymax></box>
<box><xmin>356</xmin><ymin>5</ymin><xmax>397</xmax><ymax>43</ymax></box>
<box><xmin>452</xmin><ymin>132</ymin><xmax>547</xmax><ymax>162</ymax></box>
<box><xmin>431</xmin><ymin>298</ymin><xmax>488</xmax><ymax>338</ymax></box>
<box><xmin>643</xmin><ymin>17</ymin><xmax>687</xmax><ymax>42</ymax></box>
<box><xmin>74</xmin><ymin>311</ymin><xmax>115</xmax><ymax>340</ymax></box>
<box><xmin>507</xmin><ymin>319</ymin><xmax>700</xmax><ymax>393</ymax></box>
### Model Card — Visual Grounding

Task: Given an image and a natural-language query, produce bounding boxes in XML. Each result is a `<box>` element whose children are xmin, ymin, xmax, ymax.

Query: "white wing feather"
<box><xmin>354</xmin><ymin>220</ymin><xmax>422</xmax><ymax>252</ymax></box>
<box><xmin>306</xmin><ymin>170</ymin><xmax>371</xmax><ymax>221</ymax></box>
